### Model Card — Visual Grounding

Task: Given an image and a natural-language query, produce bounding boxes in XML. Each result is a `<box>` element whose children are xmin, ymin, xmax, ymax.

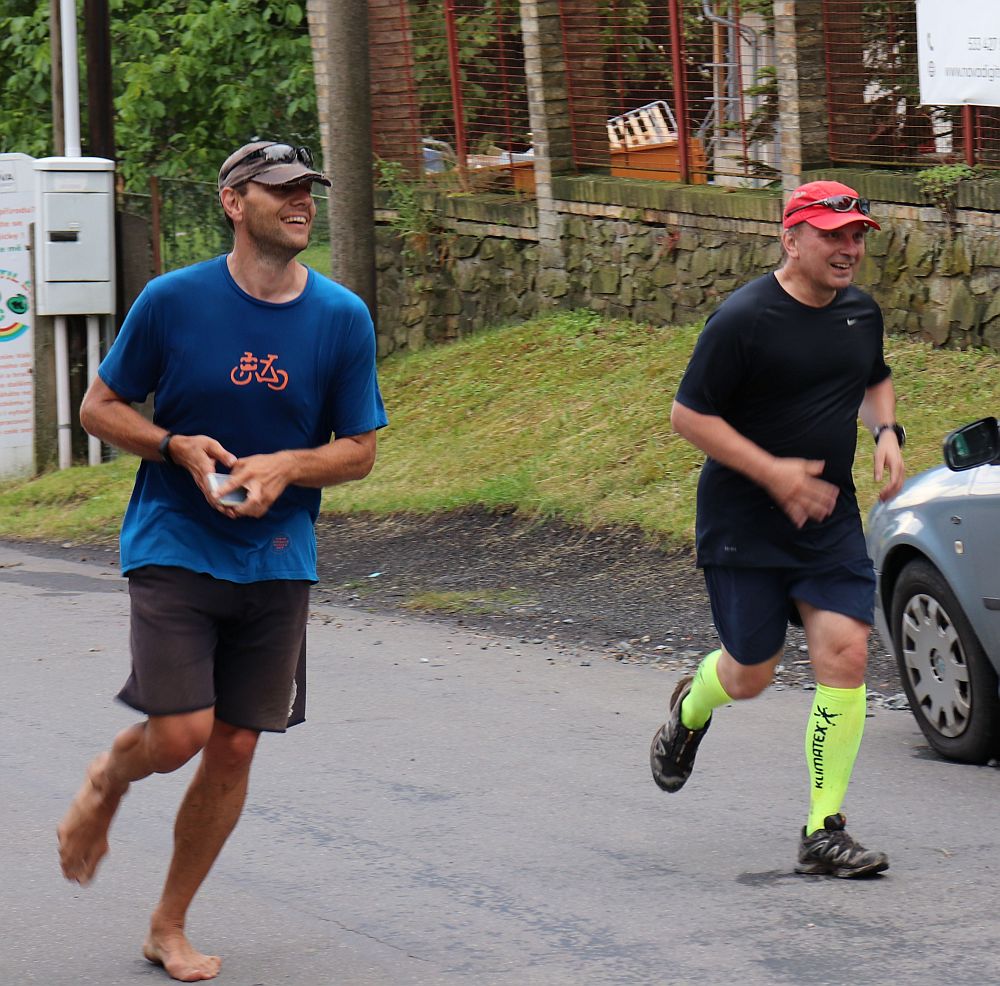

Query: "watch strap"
<box><xmin>158</xmin><ymin>432</ymin><xmax>176</xmax><ymax>465</ymax></box>
<box><xmin>873</xmin><ymin>423</ymin><xmax>905</xmax><ymax>449</ymax></box>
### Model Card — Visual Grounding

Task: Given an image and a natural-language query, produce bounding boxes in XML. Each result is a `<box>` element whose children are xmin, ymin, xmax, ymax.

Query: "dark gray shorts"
<box><xmin>703</xmin><ymin>557</ymin><xmax>876</xmax><ymax>666</ymax></box>
<box><xmin>120</xmin><ymin>565</ymin><xmax>309</xmax><ymax>732</ymax></box>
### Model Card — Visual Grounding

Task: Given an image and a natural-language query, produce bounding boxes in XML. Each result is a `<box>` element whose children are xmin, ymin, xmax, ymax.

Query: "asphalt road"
<box><xmin>2</xmin><ymin>541</ymin><xmax>999</xmax><ymax>986</ymax></box>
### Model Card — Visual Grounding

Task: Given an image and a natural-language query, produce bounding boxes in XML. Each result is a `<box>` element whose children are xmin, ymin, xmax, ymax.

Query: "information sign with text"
<box><xmin>0</xmin><ymin>153</ymin><xmax>36</xmax><ymax>478</ymax></box>
<box><xmin>917</xmin><ymin>0</ymin><xmax>1000</xmax><ymax>107</ymax></box>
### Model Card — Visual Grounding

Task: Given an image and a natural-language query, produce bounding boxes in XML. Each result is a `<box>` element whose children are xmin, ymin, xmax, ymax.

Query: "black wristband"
<box><xmin>873</xmin><ymin>423</ymin><xmax>905</xmax><ymax>449</ymax></box>
<box><xmin>158</xmin><ymin>432</ymin><xmax>176</xmax><ymax>465</ymax></box>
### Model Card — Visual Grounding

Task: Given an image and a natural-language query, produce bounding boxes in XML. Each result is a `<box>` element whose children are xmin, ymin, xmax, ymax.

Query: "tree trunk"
<box><xmin>319</xmin><ymin>0</ymin><xmax>378</xmax><ymax>322</ymax></box>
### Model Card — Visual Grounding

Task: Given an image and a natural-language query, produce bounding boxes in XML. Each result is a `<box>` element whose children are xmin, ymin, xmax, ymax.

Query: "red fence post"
<box><xmin>444</xmin><ymin>0</ymin><xmax>469</xmax><ymax>171</ymax></box>
<box><xmin>668</xmin><ymin>0</ymin><xmax>691</xmax><ymax>182</ymax></box>
<box><xmin>963</xmin><ymin>105</ymin><xmax>977</xmax><ymax>167</ymax></box>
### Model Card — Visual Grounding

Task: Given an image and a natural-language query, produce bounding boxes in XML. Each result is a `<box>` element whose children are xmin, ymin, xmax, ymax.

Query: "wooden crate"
<box><xmin>466</xmin><ymin>155</ymin><xmax>536</xmax><ymax>194</ymax></box>
<box><xmin>609</xmin><ymin>137</ymin><xmax>707</xmax><ymax>184</ymax></box>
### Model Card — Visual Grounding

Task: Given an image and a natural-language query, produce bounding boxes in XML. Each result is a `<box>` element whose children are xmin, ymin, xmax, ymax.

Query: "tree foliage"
<box><xmin>0</xmin><ymin>0</ymin><xmax>320</xmax><ymax>189</ymax></box>
<box><xmin>0</xmin><ymin>0</ymin><xmax>56</xmax><ymax>158</ymax></box>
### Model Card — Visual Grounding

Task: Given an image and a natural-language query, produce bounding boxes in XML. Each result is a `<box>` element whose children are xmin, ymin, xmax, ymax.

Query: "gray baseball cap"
<box><xmin>218</xmin><ymin>140</ymin><xmax>331</xmax><ymax>190</ymax></box>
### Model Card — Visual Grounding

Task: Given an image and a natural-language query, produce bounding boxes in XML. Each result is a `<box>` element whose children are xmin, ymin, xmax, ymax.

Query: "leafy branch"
<box><xmin>915</xmin><ymin>163</ymin><xmax>978</xmax><ymax>225</ymax></box>
<box><xmin>376</xmin><ymin>157</ymin><xmax>449</xmax><ymax>274</ymax></box>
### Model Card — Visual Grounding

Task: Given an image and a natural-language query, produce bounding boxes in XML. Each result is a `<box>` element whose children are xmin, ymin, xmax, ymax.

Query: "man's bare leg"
<box><xmin>143</xmin><ymin>719</ymin><xmax>259</xmax><ymax>983</ymax></box>
<box><xmin>58</xmin><ymin>710</ymin><xmax>215</xmax><ymax>885</ymax></box>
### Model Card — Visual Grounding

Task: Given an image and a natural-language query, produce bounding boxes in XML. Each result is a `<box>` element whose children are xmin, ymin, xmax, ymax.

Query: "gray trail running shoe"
<box><xmin>649</xmin><ymin>676</ymin><xmax>711</xmax><ymax>793</ymax></box>
<box><xmin>795</xmin><ymin>813</ymin><xmax>889</xmax><ymax>878</ymax></box>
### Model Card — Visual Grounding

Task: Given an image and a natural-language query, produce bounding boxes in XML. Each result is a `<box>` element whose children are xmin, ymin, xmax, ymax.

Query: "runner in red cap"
<box><xmin>651</xmin><ymin>178</ymin><xmax>904</xmax><ymax>878</ymax></box>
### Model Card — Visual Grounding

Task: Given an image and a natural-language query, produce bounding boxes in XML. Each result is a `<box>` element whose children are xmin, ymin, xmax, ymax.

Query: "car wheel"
<box><xmin>890</xmin><ymin>559</ymin><xmax>1000</xmax><ymax>764</ymax></box>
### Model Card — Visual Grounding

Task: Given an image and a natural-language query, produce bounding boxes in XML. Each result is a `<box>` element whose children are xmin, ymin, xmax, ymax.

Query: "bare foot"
<box><xmin>57</xmin><ymin>752</ymin><xmax>128</xmax><ymax>885</ymax></box>
<box><xmin>143</xmin><ymin>924</ymin><xmax>222</xmax><ymax>982</ymax></box>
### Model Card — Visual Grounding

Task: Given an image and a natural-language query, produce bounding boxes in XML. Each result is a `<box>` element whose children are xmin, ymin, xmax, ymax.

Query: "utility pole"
<box><xmin>84</xmin><ymin>0</ymin><xmax>115</xmax><ymax>160</ymax></box>
<box><xmin>49</xmin><ymin>0</ymin><xmax>64</xmax><ymax>155</ymax></box>
<box><xmin>324</xmin><ymin>0</ymin><xmax>377</xmax><ymax>324</ymax></box>
<box><xmin>83</xmin><ymin>0</ymin><xmax>123</xmax><ymax>328</ymax></box>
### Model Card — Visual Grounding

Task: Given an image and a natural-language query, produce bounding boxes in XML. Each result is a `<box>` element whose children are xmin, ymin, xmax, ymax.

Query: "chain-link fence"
<box><xmin>368</xmin><ymin>0</ymin><xmax>778</xmax><ymax>190</ymax></box>
<box><xmin>370</xmin><ymin>0</ymin><xmax>533</xmax><ymax>192</ymax></box>
<box><xmin>155</xmin><ymin>178</ymin><xmax>231</xmax><ymax>272</ymax></box>
<box><xmin>122</xmin><ymin>178</ymin><xmax>332</xmax><ymax>278</ymax></box>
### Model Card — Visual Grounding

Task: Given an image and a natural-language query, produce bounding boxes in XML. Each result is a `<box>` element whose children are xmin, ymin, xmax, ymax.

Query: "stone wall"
<box><xmin>372</xmin><ymin>180</ymin><xmax>782</xmax><ymax>357</ymax></box>
<box><xmin>374</xmin><ymin>169</ymin><xmax>1000</xmax><ymax>357</ymax></box>
<box><xmin>833</xmin><ymin>169</ymin><xmax>1000</xmax><ymax>350</ymax></box>
<box><xmin>552</xmin><ymin>179</ymin><xmax>781</xmax><ymax>328</ymax></box>
<box><xmin>374</xmin><ymin>197</ymin><xmax>541</xmax><ymax>355</ymax></box>
<box><xmin>378</xmin><ymin>178</ymin><xmax>780</xmax><ymax>355</ymax></box>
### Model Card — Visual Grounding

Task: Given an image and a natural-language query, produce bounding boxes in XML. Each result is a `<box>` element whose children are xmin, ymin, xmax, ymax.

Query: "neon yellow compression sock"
<box><xmin>805</xmin><ymin>683</ymin><xmax>867</xmax><ymax>835</ymax></box>
<box><xmin>680</xmin><ymin>649</ymin><xmax>731</xmax><ymax>730</ymax></box>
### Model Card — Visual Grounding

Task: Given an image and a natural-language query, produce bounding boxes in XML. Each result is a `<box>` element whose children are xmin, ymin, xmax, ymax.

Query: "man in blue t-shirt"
<box><xmin>57</xmin><ymin>140</ymin><xmax>388</xmax><ymax>980</ymax></box>
<box><xmin>649</xmin><ymin>181</ymin><xmax>905</xmax><ymax>878</ymax></box>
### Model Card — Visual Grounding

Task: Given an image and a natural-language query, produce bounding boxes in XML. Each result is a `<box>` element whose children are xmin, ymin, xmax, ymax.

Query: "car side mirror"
<box><xmin>943</xmin><ymin>417</ymin><xmax>1000</xmax><ymax>471</ymax></box>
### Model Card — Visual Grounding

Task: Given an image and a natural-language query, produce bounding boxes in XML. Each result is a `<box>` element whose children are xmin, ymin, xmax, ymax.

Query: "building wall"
<box><xmin>374</xmin><ymin>177</ymin><xmax>1000</xmax><ymax>355</ymax></box>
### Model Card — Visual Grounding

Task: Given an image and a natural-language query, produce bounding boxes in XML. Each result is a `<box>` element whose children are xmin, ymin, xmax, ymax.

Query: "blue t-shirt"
<box><xmin>100</xmin><ymin>255</ymin><xmax>388</xmax><ymax>583</ymax></box>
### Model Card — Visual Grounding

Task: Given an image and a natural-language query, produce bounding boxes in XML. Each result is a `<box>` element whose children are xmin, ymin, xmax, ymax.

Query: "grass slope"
<box><xmin>1</xmin><ymin>310</ymin><xmax>996</xmax><ymax>546</ymax></box>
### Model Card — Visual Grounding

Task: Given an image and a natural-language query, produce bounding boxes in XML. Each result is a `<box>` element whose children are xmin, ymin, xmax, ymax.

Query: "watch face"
<box><xmin>875</xmin><ymin>424</ymin><xmax>904</xmax><ymax>448</ymax></box>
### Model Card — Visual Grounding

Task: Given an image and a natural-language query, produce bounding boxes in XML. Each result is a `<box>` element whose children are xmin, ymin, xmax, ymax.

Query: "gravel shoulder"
<box><xmin>309</xmin><ymin>508</ymin><xmax>904</xmax><ymax>697</ymax></box>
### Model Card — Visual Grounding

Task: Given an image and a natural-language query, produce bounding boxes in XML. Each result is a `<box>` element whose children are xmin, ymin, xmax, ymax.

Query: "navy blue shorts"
<box><xmin>703</xmin><ymin>558</ymin><xmax>876</xmax><ymax>666</ymax></box>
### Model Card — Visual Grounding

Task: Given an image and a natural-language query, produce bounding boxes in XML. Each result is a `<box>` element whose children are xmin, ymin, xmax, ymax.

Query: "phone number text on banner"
<box><xmin>917</xmin><ymin>0</ymin><xmax>1000</xmax><ymax>107</ymax></box>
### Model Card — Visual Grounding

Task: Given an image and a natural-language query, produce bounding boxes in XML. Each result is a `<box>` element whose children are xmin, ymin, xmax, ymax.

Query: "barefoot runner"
<box><xmin>58</xmin><ymin>140</ymin><xmax>387</xmax><ymax>981</ymax></box>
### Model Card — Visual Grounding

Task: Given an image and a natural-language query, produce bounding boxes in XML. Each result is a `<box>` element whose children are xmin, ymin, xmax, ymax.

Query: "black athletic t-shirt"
<box><xmin>675</xmin><ymin>273</ymin><xmax>891</xmax><ymax>568</ymax></box>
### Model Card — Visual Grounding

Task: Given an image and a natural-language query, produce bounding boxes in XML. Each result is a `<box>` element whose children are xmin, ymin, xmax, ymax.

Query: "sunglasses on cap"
<box><xmin>785</xmin><ymin>194</ymin><xmax>871</xmax><ymax>220</ymax></box>
<box><xmin>220</xmin><ymin>143</ymin><xmax>315</xmax><ymax>184</ymax></box>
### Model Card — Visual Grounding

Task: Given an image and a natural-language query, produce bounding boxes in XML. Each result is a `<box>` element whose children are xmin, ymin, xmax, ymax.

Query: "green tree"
<box><xmin>0</xmin><ymin>0</ymin><xmax>320</xmax><ymax>188</ymax></box>
<box><xmin>0</xmin><ymin>0</ymin><xmax>56</xmax><ymax>158</ymax></box>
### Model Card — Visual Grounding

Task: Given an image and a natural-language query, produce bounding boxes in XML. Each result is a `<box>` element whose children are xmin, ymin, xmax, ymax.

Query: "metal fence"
<box><xmin>370</xmin><ymin>0</ymin><xmax>534</xmax><ymax>193</ymax></box>
<box><xmin>822</xmin><ymin>0</ymin><xmax>1000</xmax><ymax>169</ymax></box>
<box><xmin>123</xmin><ymin>1</ymin><xmax>1000</xmax><ymax>224</ymax></box>
<box><xmin>369</xmin><ymin>0</ymin><xmax>778</xmax><ymax>192</ymax></box>
<box><xmin>122</xmin><ymin>179</ymin><xmax>331</xmax><ymax>276</ymax></box>
<box><xmin>560</xmin><ymin>0</ymin><xmax>779</xmax><ymax>187</ymax></box>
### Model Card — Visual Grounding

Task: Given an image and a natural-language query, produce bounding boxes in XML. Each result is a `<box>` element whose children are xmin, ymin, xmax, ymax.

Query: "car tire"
<box><xmin>890</xmin><ymin>559</ymin><xmax>1000</xmax><ymax>764</ymax></box>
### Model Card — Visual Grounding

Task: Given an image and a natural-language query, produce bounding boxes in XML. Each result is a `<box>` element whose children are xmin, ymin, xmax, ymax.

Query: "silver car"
<box><xmin>867</xmin><ymin>417</ymin><xmax>1000</xmax><ymax>763</ymax></box>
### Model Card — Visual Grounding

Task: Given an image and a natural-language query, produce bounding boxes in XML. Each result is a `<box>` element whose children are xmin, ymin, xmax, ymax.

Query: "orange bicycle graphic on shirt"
<box><xmin>230</xmin><ymin>352</ymin><xmax>289</xmax><ymax>391</ymax></box>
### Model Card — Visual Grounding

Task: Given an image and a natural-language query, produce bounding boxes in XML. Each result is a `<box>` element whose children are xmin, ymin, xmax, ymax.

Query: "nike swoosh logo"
<box><xmin>846</xmin><ymin>318</ymin><xmax>858</xmax><ymax>325</ymax></box>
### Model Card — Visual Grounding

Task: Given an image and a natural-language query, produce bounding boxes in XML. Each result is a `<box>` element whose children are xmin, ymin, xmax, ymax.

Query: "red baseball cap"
<box><xmin>782</xmin><ymin>180</ymin><xmax>881</xmax><ymax>231</ymax></box>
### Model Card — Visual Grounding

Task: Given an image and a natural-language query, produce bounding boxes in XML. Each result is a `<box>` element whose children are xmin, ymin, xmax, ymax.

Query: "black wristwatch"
<box><xmin>158</xmin><ymin>432</ymin><xmax>177</xmax><ymax>465</ymax></box>
<box><xmin>873</xmin><ymin>423</ymin><xmax>905</xmax><ymax>449</ymax></box>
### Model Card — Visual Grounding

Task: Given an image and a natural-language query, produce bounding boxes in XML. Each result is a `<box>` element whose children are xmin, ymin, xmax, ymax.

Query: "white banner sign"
<box><xmin>0</xmin><ymin>153</ymin><xmax>36</xmax><ymax>478</ymax></box>
<box><xmin>917</xmin><ymin>0</ymin><xmax>1000</xmax><ymax>107</ymax></box>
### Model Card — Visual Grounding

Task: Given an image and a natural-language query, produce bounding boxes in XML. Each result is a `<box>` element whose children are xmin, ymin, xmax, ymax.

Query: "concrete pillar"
<box><xmin>774</xmin><ymin>0</ymin><xmax>830</xmax><ymax>191</ymax></box>
<box><xmin>519</xmin><ymin>0</ymin><xmax>574</xmax><ymax>274</ymax></box>
<box><xmin>368</xmin><ymin>0</ymin><xmax>423</xmax><ymax>178</ymax></box>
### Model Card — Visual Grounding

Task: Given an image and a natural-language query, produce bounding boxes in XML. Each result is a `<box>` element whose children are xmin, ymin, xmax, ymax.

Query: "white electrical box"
<box><xmin>33</xmin><ymin>157</ymin><xmax>115</xmax><ymax>315</ymax></box>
